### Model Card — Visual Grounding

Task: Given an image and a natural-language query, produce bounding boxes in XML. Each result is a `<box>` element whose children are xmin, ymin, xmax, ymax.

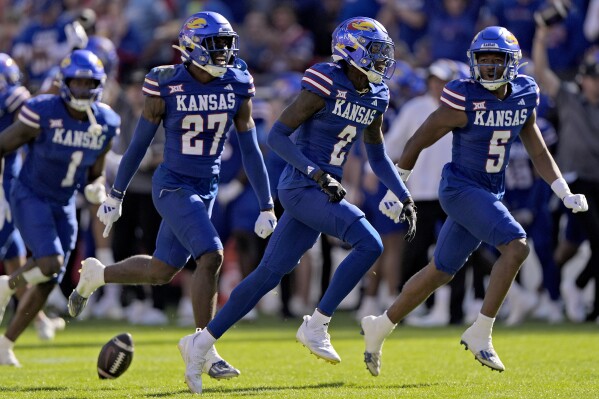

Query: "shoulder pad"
<box><xmin>439</xmin><ymin>79</ymin><xmax>469</xmax><ymax>111</ymax></box>
<box><xmin>301</xmin><ymin>63</ymin><xmax>337</xmax><ymax>98</ymax></box>
<box><xmin>96</xmin><ymin>103</ymin><xmax>121</xmax><ymax>127</ymax></box>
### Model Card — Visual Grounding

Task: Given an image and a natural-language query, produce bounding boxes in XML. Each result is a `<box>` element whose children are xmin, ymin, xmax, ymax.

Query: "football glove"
<box><xmin>379</xmin><ymin>189</ymin><xmax>402</xmax><ymax>222</ymax></box>
<box><xmin>254</xmin><ymin>210</ymin><xmax>277</xmax><ymax>239</ymax></box>
<box><xmin>84</xmin><ymin>181</ymin><xmax>107</xmax><ymax>205</ymax></box>
<box><xmin>399</xmin><ymin>198</ymin><xmax>417</xmax><ymax>242</ymax></box>
<box><xmin>315</xmin><ymin>172</ymin><xmax>346</xmax><ymax>203</ymax></box>
<box><xmin>0</xmin><ymin>184</ymin><xmax>11</xmax><ymax>231</ymax></box>
<box><xmin>563</xmin><ymin>193</ymin><xmax>588</xmax><ymax>213</ymax></box>
<box><xmin>97</xmin><ymin>195</ymin><xmax>123</xmax><ymax>238</ymax></box>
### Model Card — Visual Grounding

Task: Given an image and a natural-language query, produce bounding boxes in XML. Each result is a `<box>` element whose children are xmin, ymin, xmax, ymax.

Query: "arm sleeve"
<box><xmin>266</xmin><ymin>120</ymin><xmax>319</xmax><ymax>178</ymax></box>
<box><xmin>237</xmin><ymin>126</ymin><xmax>274</xmax><ymax>210</ymax></box>
<box><xmin>112</xmin><ymin>116</ymin><xmax>159</xmax><ymax>197</ymax></box>
<box><xmin>365</xmin><ymin>142</ymin><xmax>411</xmax><ymax>202</ymax></box>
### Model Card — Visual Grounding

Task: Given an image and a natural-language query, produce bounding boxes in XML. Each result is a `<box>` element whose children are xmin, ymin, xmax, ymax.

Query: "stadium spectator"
<box><xmin>0</xmin><ymin>50</ymin><xmax>119</xmax><ymax>366</ymax></box>
<box><xmin>533</xmin><ymin>25</ymin><xmax>599</xmax><ymax>322</ymax></box>
<box><xmin>67</xmin><ymin>11</ymin><xmax>276</xmax><ymax>382</ymax></box>
<box><xmin>181</xmin><ymin>16</ymin><xmax>417</xmax><ymax>394</ymax></box>
<box><xmin>362</xmin><ymin>26</ymin><xmax>588</xmax><ymax>377</ymax></box>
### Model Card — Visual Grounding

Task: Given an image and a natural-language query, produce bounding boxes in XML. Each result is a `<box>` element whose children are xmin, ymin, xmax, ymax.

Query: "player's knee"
<box><xmin>37</xmin><ymin>257</ymin><xmax>63</xmax><ymax>276</ymax></box>
<box><xmin>196</xmin><ymin>251</ymin><xmax>224</xmax><ymax>276</ymax></box>
<box><xmin>506</xmin><ymin>238</ymin><xmax>530</xmax><ymax>265</ymax></box>
<box><xmin>347</xmin><ymin>220</ymin><xmax>383</xmax><ymax>257</ymax></box>
<box><xmin>147</xmin><ymin>258</ymin><xmax>178</xmax><ymax>285</ymax></box>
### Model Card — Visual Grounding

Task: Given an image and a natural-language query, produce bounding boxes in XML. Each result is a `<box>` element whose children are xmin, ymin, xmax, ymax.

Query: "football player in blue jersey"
<box><xmin>362</xmin><ymin>26</ymin><xmax>589</xmax><ymax>375</ymax></box>
<box><xmin>0</xmin><ymin>53</ymin><xmax>67</xmax><ymax>343</ymax></box>
<box><xmin>66</xmin><ymin>12</ymin><xmax>276</xmax><ymax>387</ymax></box>
<box><xmin>0</xmin><ymin>49</ymin><xmax>119</xmax><ymax>366</ymax></box>
<box><xmin>181</xmin><ymin>17</ymin><xmax>417</xmax><ymax>393</ymax></box>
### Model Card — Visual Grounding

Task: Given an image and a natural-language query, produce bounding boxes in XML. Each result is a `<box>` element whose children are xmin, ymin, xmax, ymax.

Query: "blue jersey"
<box><xmin>17</xmin><ymin>95</ymin><xmax>119</xmax><ymax>205</ymax></box>
<box><xmin>0</xmin><ymin>84</ymin><xmax>30</xmax><ymax>185</ymax></box>
<box><xmin>439</xmin><ymin>75</ymin><xmax>539</xmax><ymax>194</ymax></box>
<box><xmin>278</xmin><ymin>62</ymin><xmax>389</xmax><ymax>189</ymax></box>
<box><xmin>142</xmin><ymin>64</ymin><xmax>255</xmax><ymax>179</ymax></box>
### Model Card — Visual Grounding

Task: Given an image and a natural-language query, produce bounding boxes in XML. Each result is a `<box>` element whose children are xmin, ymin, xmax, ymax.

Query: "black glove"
<box><xmin>315</xmin><ymin>172</ymin><xmax>346</xmax><ymax>203</ymax></box>
<box><xmin>399</xmin><ymin>198</ymin><xmax>417</xmax><ymax>242</ymax></box>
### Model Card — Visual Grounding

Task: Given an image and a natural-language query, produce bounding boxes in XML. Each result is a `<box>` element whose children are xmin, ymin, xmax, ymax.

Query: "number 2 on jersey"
<box><xmin>330</xmin><ymin>125</ymin><xmax>357</xmax><ymax>166</ymax></box>
<box><xmin>486</xmin><ymin>130</ymin><xmax>511</xmax><ymax>173</ymax></box>
<box><xmin>181</xmin><ymin>113</ymin><xmax>227</xmax><ymax>155</ymax></box>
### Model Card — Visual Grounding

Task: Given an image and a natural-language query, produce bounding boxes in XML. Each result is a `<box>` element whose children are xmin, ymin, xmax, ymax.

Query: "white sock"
<box><xmin>0</xmin><ymin>335</ymin><xmax>14</xmax><ymax>348</ymax></box>
<box><xmin>196</xmin><ymin>328</ymin><xmax>217</xmax><ymax>351</ymax></box>
<box><xmin>471</xmin><ymin>313</ymin><xmax>495</xmax><ymax>337</ymax></box>
<box><xmin>380</xmin><ymin>311</ymin><xmax>397</xmax><ymax>334</ymax></box>
<box><xmin>309</xmin><ymin>308</ymin><xmax>332</xmax><ymax>328</ymax></box>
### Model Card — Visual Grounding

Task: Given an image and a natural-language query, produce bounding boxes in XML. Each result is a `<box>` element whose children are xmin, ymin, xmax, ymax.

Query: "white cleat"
<box><xmin>460</xmin><ymin>327</ymin><xmax>505</xmax><ymax>372</ymax></box>
<box><xmin>296</xmin><ymin>315</ymin><xmax>341</xmax><ymax>364</ymax></box>
<box><xmin>360</xmin><ymin>315</ymin><xmax>394</xmax><ymax>376</ymax></box>
<box><xmin>0</xmin><ymin>276</ymin><xmax>14</xmax><ymax>325</ymax></box>
<box><xmin>34</xmin><ymin>316</ymin><xmax>66</xmax><ymax>341</ymax></box>
<box><xmin>178</xmin><ymin>330</ymin><xmax>207</xmax><ymax>394</ymax></box>
<box><xmin>562</xmin><ymin>280</ymin><xmax>586</xmax><ymax>323</ymax></box>
<box><xmin>0</xmin><ymin>336</ymin><xmax>21</xmax><ymax>367</ymax></box>
<box><xmin>203</xmin><ymin>345</ymin><xmax>240</xmax><ymax>379</ymax></box>
<box><xmin>68</xmin><ymin>258</ymin><xmax>106</xmax><ymax>317</ymax></box>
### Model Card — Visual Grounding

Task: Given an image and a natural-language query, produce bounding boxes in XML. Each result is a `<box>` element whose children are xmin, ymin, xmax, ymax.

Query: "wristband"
<box><xmin>550</xmin><ymin>177</ymin><xmax>571</xmax><ymax>200</ymax></box>
<box><xmin>395</xmin><ymin>165</ymin><xmax>413</xmax><ymax>182</ymax></box>
<box><xmin>110</xmin><ymin>187</ymin><xmax>125</xmax><ymax>200</ymax></box>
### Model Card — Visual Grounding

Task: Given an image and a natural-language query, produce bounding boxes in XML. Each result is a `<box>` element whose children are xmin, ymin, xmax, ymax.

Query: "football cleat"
<box><xmin>203</xmin><ymin>345</ymin><xmax>240</xmax><ymax>379</ymax></box>
<box><xmin>178</xmin><ymin>330</ymin><xmax>207</xmax><ymax>394</ymax></box>
<box><xmin>296</xmin><ymin>315</ymin><xmax>341</xmax><ymax>364</ymax></box>
<box><xmin>0</xmin><ymin>336</ymin><xmax>20</xmax><ymax>367</ymax></box>
<box><xmin>360</xmin><ymin>315</ymin><xmax>394</xmax><ymax>376</ymax></box>
<box><xmin>34</xmin><ymin>316</ymin><xmax>66</xmax><ymax>341</ymax></box>
<box><xmin>460</xmin><ymin>327</ymin><xmax>505</xmax><ymax>372</ymax></box>
<box><xmin>68</xmin><ymin>258</ymin><xmax>106</xmax><ymax>317</ymax></box>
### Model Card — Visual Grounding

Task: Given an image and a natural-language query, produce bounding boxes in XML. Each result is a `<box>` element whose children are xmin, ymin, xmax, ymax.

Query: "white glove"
<box><xmin>254</xmin><ymin>211</ymin><xmax>277</xmax><ymax>238</ymax></box>
<box><xmin>84</xmin><ymin>181</ymin><xmax>107</xmax><ymax>205</ymax></box>
<box><xmin>563</xmin><ymin>193</ymin><xmax>588</xmax><ymax>213</ymax></box>
<box><xmin>378</xmin><ymin>189</ymin><xmax>403</xmax><ymax>223</ymax></box>
<box><xmin>217</xmin><ymin>180</ymin><xmax>244</xmax><ymax>206</ymax></box>
<box><xmin>97</xmin><ymin>195</ymin><xmax>123</xmax><ymax>238</ymax></box>
<box><xmin>65</xmin><ymin>20</ymin><xmax>88</xmax><ymax>50</ymax></box>
<box><xmin>0</xmin><ymin>184</ymin><xmax>11</xmax><ymax>231</ymax></box>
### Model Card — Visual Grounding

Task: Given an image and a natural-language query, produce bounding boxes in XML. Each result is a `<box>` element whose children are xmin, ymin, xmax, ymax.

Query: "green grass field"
<box><xmin>1</xmin><ymin>313</ymin><xmax>598</xmax><ymax>399</ymax></box>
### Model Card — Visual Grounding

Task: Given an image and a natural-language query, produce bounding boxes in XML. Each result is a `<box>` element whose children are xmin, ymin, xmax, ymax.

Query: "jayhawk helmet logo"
<box><xmin>185</xmin><ymin>17</ymin><xmax>208</xmax><ymax>30</ymax></box>
<box><xmin>347</xmin><ymin>20</ymin><xmax>377</xmax><ymax>32</ymax></box>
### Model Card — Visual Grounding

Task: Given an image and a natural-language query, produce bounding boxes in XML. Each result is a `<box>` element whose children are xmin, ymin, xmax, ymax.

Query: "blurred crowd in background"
<box><xmin>1</xmin><ymin>0</ymin><xmax>598</xmax><ymax>331</ymax></box>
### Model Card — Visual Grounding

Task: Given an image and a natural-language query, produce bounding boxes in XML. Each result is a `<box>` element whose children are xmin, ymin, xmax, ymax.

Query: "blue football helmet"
<box><xmin>331</xmin><ymin>17</ymin><xmax>396</xmax><ymax>84</ymax></box>
<box><xmin>467</xmin><ymin>26</ymin><xmax>522</xmax><ymax>91</ymax></box>
<box><xmin>175</xmin><ymin>12</ymin><xmax>239</xmax><ymax>77</ymax></box>
<box><xmin>59</xmin><ymin>49</ymin><xmax>106</xmax><ymax>112</ymax></box>
<box><xmin>0</xmin><ymin>53</ymin><xmax>21</xmax><ymax>92</ymax></box>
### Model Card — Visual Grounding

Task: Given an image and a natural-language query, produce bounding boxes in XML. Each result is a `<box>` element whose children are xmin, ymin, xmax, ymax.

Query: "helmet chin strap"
<box><xmin>173</xmin><ymin>44</ymin><xmax>227</xmax><ymax>77</ymax></box>
<box><xmin>85</xmin><ymin>106</ymin><xmax>103</xmax><ymax>136</ymax></box>
<box><xmin>349</xmin><ymin>59</ymin><xmax>382</xmax><ymax>84</ymax></box>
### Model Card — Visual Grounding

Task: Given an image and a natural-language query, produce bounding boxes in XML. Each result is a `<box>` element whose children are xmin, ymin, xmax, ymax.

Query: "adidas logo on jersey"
<box><xmin>371</xmin><ymin>100</ymin><xmax>377</xmax><ymax>106</ymax></box>
<box><xmin>224</xmin><ymin>84</ymin><xmax>233</xmax><ymax>91</ymax></box>
<box><xmin>518</xmin><ymin>99</ymin><xmax>525</xmax><ymax>105</ymax></box>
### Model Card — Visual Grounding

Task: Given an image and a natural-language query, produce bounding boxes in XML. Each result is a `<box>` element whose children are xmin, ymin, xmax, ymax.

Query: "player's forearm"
<box><xmin>238</xmin><ymin>127</ymin><xmax>274</xmax><ymax>210</ymax></box>
<box><xmin>530</xmin><ymin>151</ymin><xmax>562</xmax><ymax>187</ymax></box>
<box><xmin>365</xmin><ymin>142</ymin><xmax>411</xmax><ymax>202</ymax></box>
<box><xmin>112</xmin><ymin>116</ymin><xmax>158</xmax><ymax>197</ymax></box>
<box><xmin>267</xmin><ymin>120</ymin><xmax>319</xmax><ymax>178</ymax></box>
